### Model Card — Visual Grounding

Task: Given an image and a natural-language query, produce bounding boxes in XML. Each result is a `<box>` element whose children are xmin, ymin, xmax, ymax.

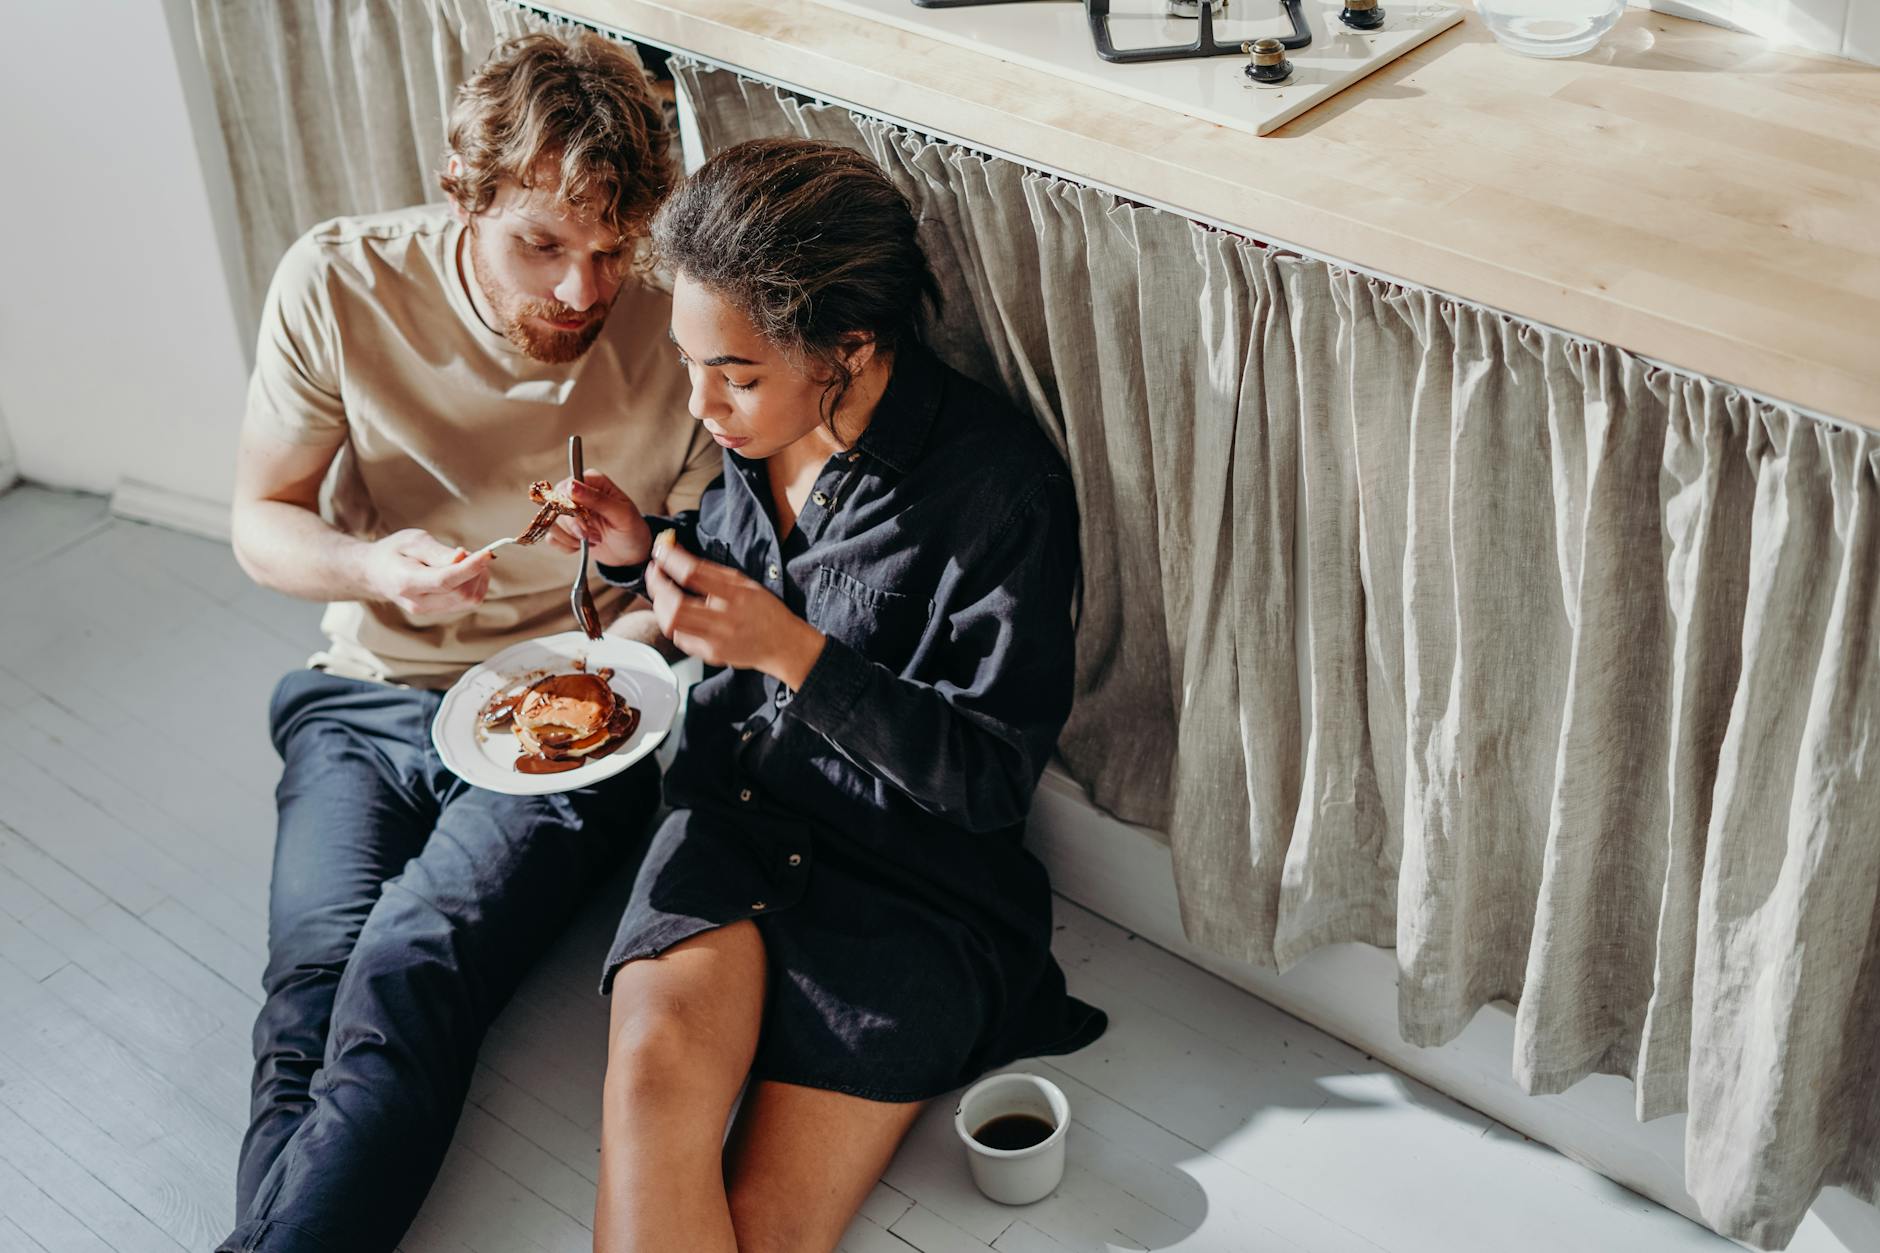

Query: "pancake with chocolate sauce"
<box><xmin>517</xmin><ymin>480</ymin><xmax>594</xmax><ymax>545</ymax></box>
<box><xmin>480</xmin><ymin>667</ymin><xmax>639</xmax><ymax>774</ymax></box>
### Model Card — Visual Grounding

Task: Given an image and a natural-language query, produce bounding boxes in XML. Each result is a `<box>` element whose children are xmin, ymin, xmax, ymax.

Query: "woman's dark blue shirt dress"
<box><xmin>597</xmin><ymin>344</ymin><xmax>1105</xmax><ymax>1102</ymax></box>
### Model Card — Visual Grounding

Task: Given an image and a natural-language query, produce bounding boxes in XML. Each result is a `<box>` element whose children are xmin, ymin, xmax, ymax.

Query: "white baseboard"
<box><xmin>1028</xmin><ymin>765</ymin><xmax>1879</xmax><ymax>1253</ymax></box>
<box><xmin>109</xmin><ymin>477</ymin><xmax>231</xmax><ymax>542</ymax></box>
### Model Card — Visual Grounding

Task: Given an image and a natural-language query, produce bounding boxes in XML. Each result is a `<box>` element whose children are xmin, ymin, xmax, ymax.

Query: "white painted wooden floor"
<box><xmin>0</xmin><ymin>484</ymin><xmax>1744</xmax><ymax>1253</ymax></box>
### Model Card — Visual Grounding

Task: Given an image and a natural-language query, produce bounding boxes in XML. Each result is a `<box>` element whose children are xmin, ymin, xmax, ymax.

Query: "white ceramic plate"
<box><xmin>433</xmin><ymin>632</ymin><xmax>679</xmax><ymax>796</ymax></box>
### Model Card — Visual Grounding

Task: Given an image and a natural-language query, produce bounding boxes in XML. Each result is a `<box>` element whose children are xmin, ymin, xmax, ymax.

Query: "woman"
<box><xmin>551</xmin><ymin>137</ymin><xmax>1105</xmax><ymax>1251</ymax></box>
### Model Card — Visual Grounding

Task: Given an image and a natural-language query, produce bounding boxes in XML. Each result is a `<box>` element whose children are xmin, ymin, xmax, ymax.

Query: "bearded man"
<box><xmin>220</xmin><ymin>31</ymin><xmax>713</xmax><ymax>1253</ymax></box>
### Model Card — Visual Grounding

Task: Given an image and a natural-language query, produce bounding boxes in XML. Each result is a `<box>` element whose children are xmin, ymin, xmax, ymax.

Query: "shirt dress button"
<box><xmin>847</xmin><ymin>452</ymin><xmax>861</xmax><ymax>463</ymax></box>
<box><xmin>787</xmin><ymin>853</ymin><xmax>802</xmax><ymax>867</ymax></box>
<box><xmin>752</xmin><ymin>901</ymin><xmax>767</xmax><ymax>911</ymax></box>
<box><xmin>740</xmin><ymin>728</ymin><xmax>754</xmax><ymax>742</ymax></box>
<box><xmin>739</xmin><ymin>788</ymin><xmax>753</xmax><ymax>803</ymax></box>
<box><xmin>774</xmin><ymin>687</ymin><xmax>791</xmax><ymax>708</ymax></box>
<box><xmin>811</xmin><ymin>490</ymin><xmax>830</xmax><ymax>507</ymax></box>
<box><xmin>766</xmin><ymin>562</ymin><xmax>780</xmax><ymax>581</ymax></box>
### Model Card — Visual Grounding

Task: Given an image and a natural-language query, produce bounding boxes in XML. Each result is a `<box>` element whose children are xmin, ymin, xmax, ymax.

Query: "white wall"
<box><xmin>0</xmin><ymin>402</ymin><xmax>16</xmax><ymax>494</ymax></box>
<box><xmin>0</xmin><ymin>0</ymin><xmax>249</xmax><ymax>526</ymax></box>
<box><xmin>1642</xmin><ymin>0</ymin><xmax>1880</xmax><ymax>62</ymax></box>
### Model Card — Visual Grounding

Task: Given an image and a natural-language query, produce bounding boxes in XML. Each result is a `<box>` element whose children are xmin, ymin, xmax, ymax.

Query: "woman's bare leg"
<box><xmin>593</xmin><ymin>921</ymin><xmax>767</xmax><ymax>1253</ymax></box>
<box><xmin>723</xmin><ymin>1080</ymin><xmax>926</xmax><ymax>1253</ymax></box>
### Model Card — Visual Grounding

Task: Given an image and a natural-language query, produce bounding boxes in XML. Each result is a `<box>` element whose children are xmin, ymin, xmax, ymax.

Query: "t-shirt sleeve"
<box><xmin>244</xmin><ymin>231</ymin><xmax>349</xmax><ymax>450</ymax></box>
<box><xmin>662</xmin><ymin>422</ymin><xmax>722</xmax><ymax>514</ymax></box>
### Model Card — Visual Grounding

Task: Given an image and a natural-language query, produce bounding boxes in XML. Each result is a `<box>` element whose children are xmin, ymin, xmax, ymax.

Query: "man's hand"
<box><xmin>543</xmin><ymin>471</ymin><xmax>652</xmax><ymax>567</ymax></box>
<box><xmin>360</xmin><ymin>529</ymin><xmax>493</xmax><ymax>617</ymax></box>
<box><xmin>646</xmin><ymin>539</ymin><xmax>826</xmax><ymax>688</ymax></box>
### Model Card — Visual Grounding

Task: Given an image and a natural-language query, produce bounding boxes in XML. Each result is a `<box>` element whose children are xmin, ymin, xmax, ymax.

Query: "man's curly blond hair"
<box><xmin>439</xmin><ymin>30</ymin><xmax>670</xmax><ymax>243</ymax></box>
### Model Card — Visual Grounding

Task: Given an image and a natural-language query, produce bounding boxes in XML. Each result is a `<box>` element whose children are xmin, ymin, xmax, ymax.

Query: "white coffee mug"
<box><xmin>953</xmin><ymin>1071</ymin><xmax>1070</xmax><ymax>1205</ymax></box>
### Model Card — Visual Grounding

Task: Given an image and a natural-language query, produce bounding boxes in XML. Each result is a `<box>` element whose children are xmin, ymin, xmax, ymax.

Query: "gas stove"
<box><xmin>916</xmin><ymin>0</ymin><xmax>1307</xmax><ymax>64</ymax></box>
<box><xmin>807</xmin><ymin>0</ymin><xmax>1464</xmax><ymax>135</ymax></box>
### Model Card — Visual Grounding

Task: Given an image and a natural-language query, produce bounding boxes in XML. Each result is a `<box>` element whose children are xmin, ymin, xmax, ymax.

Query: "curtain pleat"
<box><xmin>1634</xmin><ymin>377</ymin><xmax>1754</xmax><ymax>1121</ymax></box>
<box><xmin>1272</xmin><ymin>266</ymin><xmax>1404</xmax><ymax>968</ymax></box>
<box><xmin>662</xmin><ymin>61</ymin><xmax>1880</xmax><ymax>1247</ymax></box>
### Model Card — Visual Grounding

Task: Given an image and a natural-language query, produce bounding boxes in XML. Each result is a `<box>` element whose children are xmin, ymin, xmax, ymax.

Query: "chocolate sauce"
<box><xmin>479</xmin><ymin>668</ymin><xmax>551</xmax><ymax>733</ymax></box>
<box><xmin>480</xmin><ymin>691</ymin><xmax>525</xmax><ymax>729</ymax></box>
<box><xmin>579</xmin><ymin>709</ymin><xmax>640</xmax><ymax>762</ymax></box>
<box><xmin>514</xmin><ymin>754</ymin><xmax>587</xmax><ymax>775</ymax></box>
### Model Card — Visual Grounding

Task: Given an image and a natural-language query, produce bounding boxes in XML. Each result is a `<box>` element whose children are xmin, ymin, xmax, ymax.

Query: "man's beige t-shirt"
<box><xmin>246</xmin><ymin>204</ymin><xmax>717</xmax><ymax>689</ymax></box>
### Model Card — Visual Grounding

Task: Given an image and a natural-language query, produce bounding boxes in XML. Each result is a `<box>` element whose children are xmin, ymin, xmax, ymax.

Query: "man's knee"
<box><xmin>263</xmin><ymin>887</ymin><xmax>380</xmax><ymax>975</ymax></box>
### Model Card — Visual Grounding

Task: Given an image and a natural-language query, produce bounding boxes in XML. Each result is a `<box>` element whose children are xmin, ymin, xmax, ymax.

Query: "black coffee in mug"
<box><xmin>971</xmin><ymin>1112</ymin><xmax>1055</xmax><ymax>1151</ymax></box>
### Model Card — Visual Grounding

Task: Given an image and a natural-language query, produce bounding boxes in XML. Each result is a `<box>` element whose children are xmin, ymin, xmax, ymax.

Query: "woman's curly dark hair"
<box><xmin>651</xmin><ymin>137</ymin><xmax>942</xmax><ymax>427</ymax></box>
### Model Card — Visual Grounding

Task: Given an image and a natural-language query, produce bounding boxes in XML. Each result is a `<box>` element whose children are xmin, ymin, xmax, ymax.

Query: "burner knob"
<box><xmin>1339</xmin><ymin>0</ymin><xmax>1386</xmax><ymax>29</ymax></box>
<box><xmin>1241</xmin><ymin>37</ymin><xmax>1293</xmax><ymax>84</ymax></box>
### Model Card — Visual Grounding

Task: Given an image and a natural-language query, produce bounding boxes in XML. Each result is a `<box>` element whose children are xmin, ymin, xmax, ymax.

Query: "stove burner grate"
<box><xmin>912</xmin><ymin>0</ymin><xmax>1314</xmax><ymax>64</ymax></box>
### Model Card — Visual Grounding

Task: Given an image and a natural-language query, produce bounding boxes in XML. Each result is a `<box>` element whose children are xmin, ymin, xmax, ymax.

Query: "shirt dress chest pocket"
<box><xmin>808</xmin><ymin>566</ymin><xmax>933</xmax><ymax>674</ymax></box>
<box><xmin>699</xmin><ymin>533</ymin><xmax>743</xmax><ymax>575</ymax></box>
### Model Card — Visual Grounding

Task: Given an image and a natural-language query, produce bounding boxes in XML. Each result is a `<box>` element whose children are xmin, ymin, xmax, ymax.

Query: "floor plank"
<box><xmin>0</xmin><ymin>1152</ymin><xmax>113</xmax><ymax>1253</ymax></box>
<box><xmin>0</xmin><ymin>1059</ymin><xmax>220</xmax><ymax>1251</ymax></box>
<box><xmin>0</xmin><ymin>486</ymin><xmax>1749</xmax><ymax>1253</ymax></box>
<box><xmin>0</xmin><ymin>862</ymin><xmax>56</xmax><ymax>923</ymax></box>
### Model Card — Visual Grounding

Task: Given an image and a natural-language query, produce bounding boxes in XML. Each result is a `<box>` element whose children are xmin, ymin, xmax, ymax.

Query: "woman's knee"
<box><xmin>604</xmin><ymin>1000</ymin><xmax>701</xmax><ymax>1106</ymax></box>
<box><xmin>603</xmin><ymin>925</ymin><xmax>767</xmax><ymax>1112</ymax></box>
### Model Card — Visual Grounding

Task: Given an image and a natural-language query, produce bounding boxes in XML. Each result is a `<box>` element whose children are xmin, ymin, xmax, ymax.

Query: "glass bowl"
<box><xmin>1478</xmin><ymin>0</ymin><xmax>1627</xmax><ymax>57</ymax></box>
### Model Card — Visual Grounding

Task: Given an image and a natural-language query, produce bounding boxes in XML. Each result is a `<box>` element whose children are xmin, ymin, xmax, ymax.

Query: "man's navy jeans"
<box><xmin>221</xmin><ymin>668</ymin><xmax>658</xmax><ymax>1252</ymax></box>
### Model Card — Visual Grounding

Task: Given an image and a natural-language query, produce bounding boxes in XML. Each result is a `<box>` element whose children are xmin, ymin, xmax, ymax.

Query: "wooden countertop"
<box><xmin>549</xmin><ymin>0</ymin><xmax>1880</xmax><ymax>429</ymax></box>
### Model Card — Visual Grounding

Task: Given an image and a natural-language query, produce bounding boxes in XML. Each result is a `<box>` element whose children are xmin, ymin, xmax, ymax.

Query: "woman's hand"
<box><xmin>646</xmin><ymin>538</ymin><xmax>826</xmax><ymax>688</ymax></box>
<box><xmin>544</xmin><ymin>471</ymin><xmax>652</xmax><ymax>567</ymax></box>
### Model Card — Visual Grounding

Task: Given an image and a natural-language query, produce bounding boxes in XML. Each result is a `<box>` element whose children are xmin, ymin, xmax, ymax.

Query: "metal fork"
<box><xmin>465</xmin><ymin>534</ymin><xmax>524</xmax><ymax>560</ymax></box>
<box><xmin>568</xmin><ymin>434</ymin><xmax>603</xmax><ymax>640</ymax></box>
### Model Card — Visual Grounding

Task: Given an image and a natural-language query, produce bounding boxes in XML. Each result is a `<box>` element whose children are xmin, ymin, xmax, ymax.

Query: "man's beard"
<box><xmin>506</xmin><ymin>299</ymin><xmax>608</xmax><ymax>364</ymax></box>
<box><xmin>468</xmin><ymin>228</ymin><xmax>611</xmax><ymax>364</ymax></box>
